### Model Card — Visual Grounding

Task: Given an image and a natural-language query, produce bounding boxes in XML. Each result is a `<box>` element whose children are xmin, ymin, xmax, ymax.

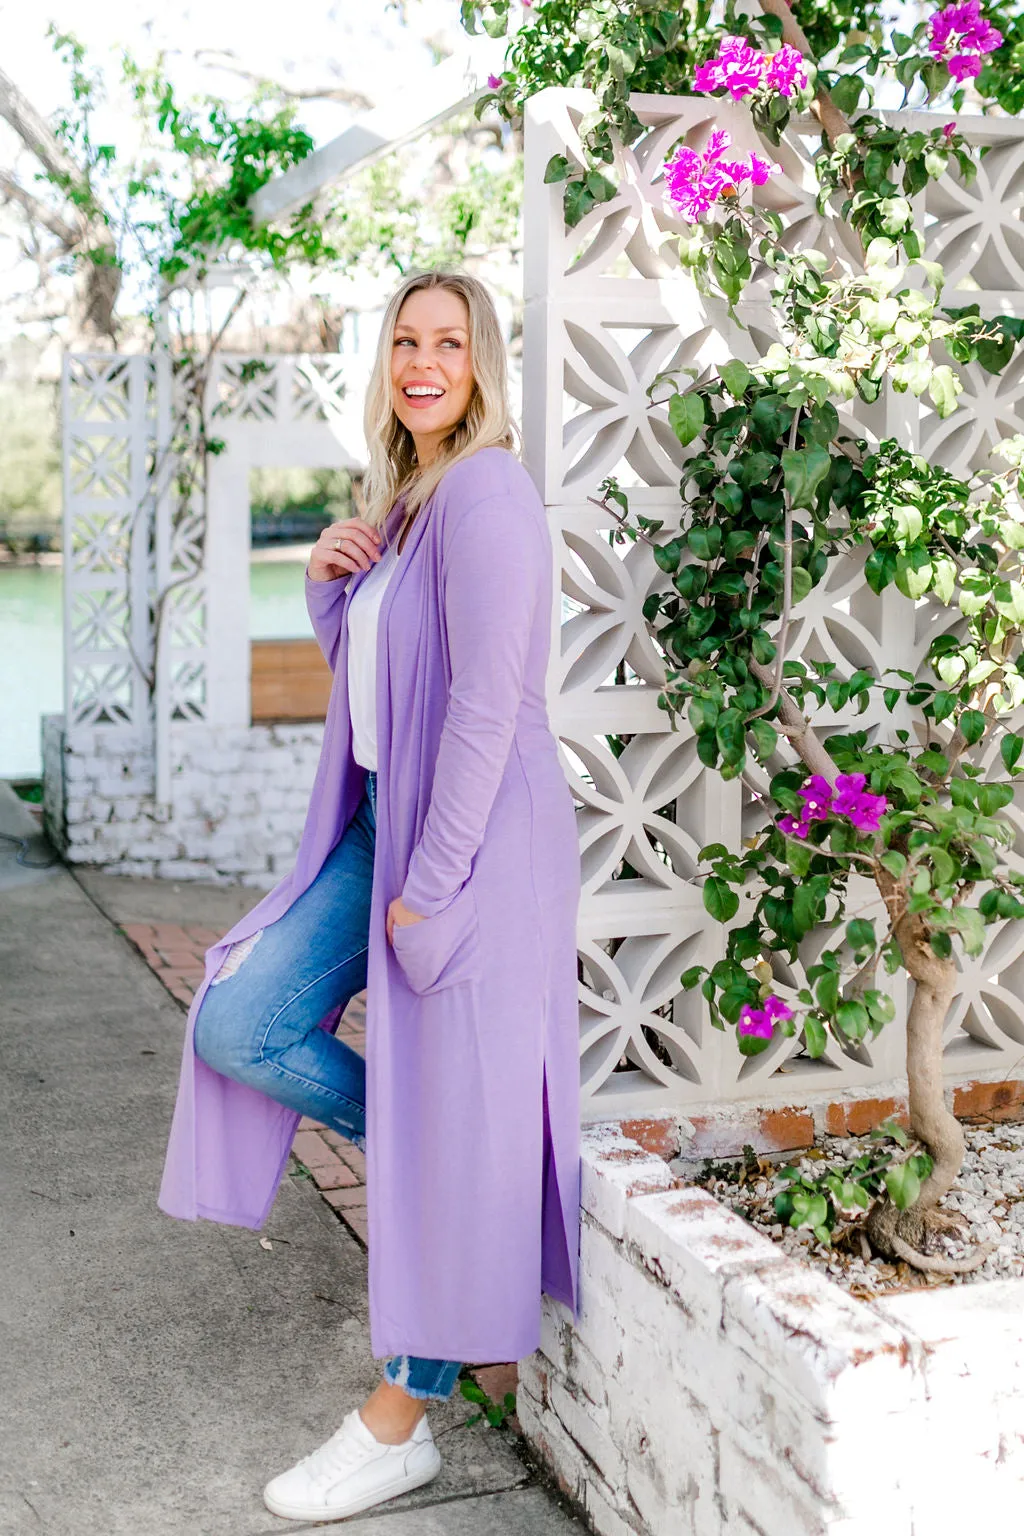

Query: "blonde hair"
<box><xmin>361</xmin><ymin>268</ymin><xmax>518</xmax><ymax>531</ymax></box>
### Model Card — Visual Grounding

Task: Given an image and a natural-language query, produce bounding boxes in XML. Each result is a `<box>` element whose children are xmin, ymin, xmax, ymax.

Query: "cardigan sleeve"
<box><xmin>304</xmin><ymin>569</ymin><xmax>350</xmax><ymax>672</ymax></box>
<box><xmin>400</xmin><ymin>493</ymin><xmax>548</xmax><ymax>917</ymax></box>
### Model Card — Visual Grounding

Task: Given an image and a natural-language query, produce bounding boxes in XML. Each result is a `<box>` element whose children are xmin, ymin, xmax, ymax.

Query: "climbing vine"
<box><xmin>466</xmin><ymin>0</ymin><xmax>1024</xmax><ymax>1271</ymax></box>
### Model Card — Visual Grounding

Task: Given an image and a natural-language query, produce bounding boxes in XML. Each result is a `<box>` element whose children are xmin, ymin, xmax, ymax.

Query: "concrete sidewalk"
<box><xmin>0</xmin><ymin>786</ymin><xmax>580</xmax><ymax>1536</ymax></box>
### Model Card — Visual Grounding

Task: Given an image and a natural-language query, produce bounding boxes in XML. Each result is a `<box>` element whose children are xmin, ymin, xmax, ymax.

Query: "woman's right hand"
<box><xmin>307</xmin><ymin>518</ymin><xmax>382</xmax><ymax>582</ymax></box>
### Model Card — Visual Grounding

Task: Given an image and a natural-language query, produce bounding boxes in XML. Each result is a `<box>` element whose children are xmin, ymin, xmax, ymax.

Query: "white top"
<box><xmin>346</xmin><ymin>540</ymin><xmax>400</xmax><ymax>771</ymax></box>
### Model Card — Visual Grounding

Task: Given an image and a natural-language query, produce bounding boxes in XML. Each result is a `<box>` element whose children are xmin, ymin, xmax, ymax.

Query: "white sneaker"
<box><xmin>263</xmin><ymin>1409</ymin><xmax>441</xmax><ymax>1522</ymax></box>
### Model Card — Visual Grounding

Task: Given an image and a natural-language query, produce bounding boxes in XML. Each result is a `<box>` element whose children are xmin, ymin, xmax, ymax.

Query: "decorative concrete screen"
<box><xmin>521</xmin><ymin>90</ymin><xmax>1024</xmax><ymax>1120</ymax></box>
<box><xmin>47</xmin><ymin>92</ymin><xmax>1024</xmax><ymax>1119</ymax></box>
<box><xmin>47</xmin><ymin>351</ymin><xmax>364</xmax><ymax>882</ymax></box>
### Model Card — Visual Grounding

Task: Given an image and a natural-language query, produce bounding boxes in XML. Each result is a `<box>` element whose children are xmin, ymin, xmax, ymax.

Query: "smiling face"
<box><xmin>389</xmin><ymin>286</ymin><xmax>475</xmax><ymax>467</ymax></box>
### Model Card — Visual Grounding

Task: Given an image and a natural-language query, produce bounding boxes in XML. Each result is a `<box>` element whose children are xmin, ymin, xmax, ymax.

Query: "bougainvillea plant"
<box><xmin>464</xmin><ymin>0</ymin><xmax>1024</xmax><ymax>1271</ymax></box>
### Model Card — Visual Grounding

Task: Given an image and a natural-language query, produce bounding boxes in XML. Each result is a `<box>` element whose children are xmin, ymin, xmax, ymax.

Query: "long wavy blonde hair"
<box><xmin>361</xmin><ymin>268</ymin><xmax>518</xmax><ymax>532</ymax></box>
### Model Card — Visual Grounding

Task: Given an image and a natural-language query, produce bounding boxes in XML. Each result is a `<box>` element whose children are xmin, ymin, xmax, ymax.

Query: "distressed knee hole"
<box><xmin>211</xmin><ymin>929</ymin><xmax>264</xmax><ymax>984</ymax></box>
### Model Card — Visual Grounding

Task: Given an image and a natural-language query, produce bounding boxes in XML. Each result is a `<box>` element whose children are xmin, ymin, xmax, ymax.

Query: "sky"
<box><xmin>0</xmin><ymin>0</ymin><xmax>476</xmax><ymax>337</ymax></box>
<box><xmin>0</xmin><ymin>0</ymin><xmax>463</xmax><ymax>144</ymax></box>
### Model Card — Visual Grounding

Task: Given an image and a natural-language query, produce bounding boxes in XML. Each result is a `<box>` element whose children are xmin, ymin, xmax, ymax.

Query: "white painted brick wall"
<box><xmin>41</xmin><ymin>715</ymin><xmax>325</xmax><ymax>885</ymax></box>
<box><xmin>523</xmin><ymin>1124</ymin><xmax>1024</xmax><ymax>1535</ymax></box>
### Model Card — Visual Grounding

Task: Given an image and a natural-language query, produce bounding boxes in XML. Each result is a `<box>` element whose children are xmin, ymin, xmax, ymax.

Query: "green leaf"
<box><xmin>880</xmin><ymin>851</ymin><xmax>907</xmax><ymax>878</ymax></box>
<box><xmin>863</xmin><ymin>989</ymin><xmax>896</xmax><ymax>1025</ymax></box>
<box><xmin>865</xmin><ymin>548</ymin><xmax>897</xmax><ymax>595</ymax></box>
<box><xmin>816</xmin><ymin>969</ymin><xmax>840</xmax><ymax>1017</ymax></box>
<box><xmin>703</xmin><ymin>876</ymin><xmax>739</xmax><ymax>923</ymax></box>
<box><xmin>653</xmin><ymin>537</ymin><xmax>684</xmax><ymax>574</ymax></box>
<box><xmin>895</xmin><ymin>548</ymin><xmax>933</xmax><ymax>601</ymax></box>
<box><xmin>750</xmin><ymin>719</ymin><xmax>778</xmax><ymax>761</ymax></box>
<box><xmin>929</xmin><ymin>364</ymin><xmax>960</xmax><ymax>418</ymax></box>
<box><xmin>830</xmin><ymin>74</ymin><xmax>864</xmax><ymax>115</ymax></box>
<box><xmin>688</xmin><ymin>524</ymin><xmax>723</xmax><ymax>562</ymax></box>
<box><xmin>793</xmin><ymin>881</ymin><xmax>824</xmax><ymax>934</ymax></box>
<box><xmin>720</xmin><ymin>359</ymin><xmax>753</xmax><ymax>398</ymax></box>
<box><xmin>959</xmin><ymin>709</ymin><xmax>987</xmax><ymax>746</ymax></box>
<box><xmin>931</xmin><ymin>690</ymin><xmax>957</xmax><ymax>725</ymax></box>
<box><xmin>846</xmin><ymin>918</ymin><xmax>876</xmax><ymax>952</ymax></box>
<box><xmin>781</xmin><ymin>446</ymin><xmax>832</xmax><ymax>511</ymax></box>
<box><xmin>803</xmin><ymin>1015</ymin><xmax>827</xmax><ymax>1057</ymax></box>
<box><xmin>836</xmin><ymin>1000</ymin><xmax>870</xmax><ymax>1040</ymax></box>
<box><xmin>544</xmin><ymin>154</ymin><xmax>573</xmax><ymax>184</ymax></box>
<box><xmin>885</xmin><ymin>1161</ymin><xmax>922</xmax><ymax>1210</ymax></box>
<box><xmin>680</xmin><ymin>965</ymin><xmax>705</xmax><ymax>990</ymax></box>
<box><xmin>1001</xmin><ymin>734</ymin><xmax>1024</xmax><ymax>773</ymax></box>
<box><xmin>954</xmin><ymin>906</ymin><xmax>986</xmax><ymax>957</ymax></box>
<box><xmin>668</xmin><ymin>393</ymin><xmax>706</xmax><ymax>447</ymax></box>
<box><xmin>978</xmin><ymin>782</ymin><xmax>1013</xmax><ymax>815</ymax></box>
<box><xmin>716</xmin><ymin>709</ymin><xmax>747</xmax><ymax>766</ymax></box>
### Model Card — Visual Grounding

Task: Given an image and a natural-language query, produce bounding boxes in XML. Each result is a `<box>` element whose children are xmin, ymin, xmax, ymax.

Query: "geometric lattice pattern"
<box><xmin>208</xmin><ymin>355</ymin><xmax>348</xmax><ymax>424</ymax></box>
<box><xmin>524</xmin><ymin>92</ymin><xmax>1024</xmax><ymax>1117</ymax></box>
<box><xmin>62</xmin><ymin>355</ymin><xmax>158</xmax><ymax>730</ymax></box>
<box><xmin>62</xmin><ymin>352</ymin><xmax>356</xmax><ymax>742</ymax></box>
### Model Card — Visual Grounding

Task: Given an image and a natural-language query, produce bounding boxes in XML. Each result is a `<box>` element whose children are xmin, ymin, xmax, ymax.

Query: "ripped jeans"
<box><xmin>193</xmin><ymin>769</ymin><xmax>462</xmax><ymax>1404</ymax></box>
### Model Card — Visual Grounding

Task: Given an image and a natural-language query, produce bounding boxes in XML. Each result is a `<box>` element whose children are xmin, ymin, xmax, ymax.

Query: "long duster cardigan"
<box><xmin>158</xmin><ymin>446</ymin><xmax>582</xmax><ymax>1363</ymax></box>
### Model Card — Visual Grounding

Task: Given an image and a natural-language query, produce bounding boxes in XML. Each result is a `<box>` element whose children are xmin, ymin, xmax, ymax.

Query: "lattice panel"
<box><xmin>525</xmin><ymin>91</ymin><xmax>1024</xmax><ymax>1116</ymax></box>
<box><xmin>207</xmin><ymin>355</ymin><xmax>348</xmax><ymax>424</ymax></box>
<box><xmin>62</xmin><ymin>356</ymin><xmax>157</xmax><ymax>730</ymax></box>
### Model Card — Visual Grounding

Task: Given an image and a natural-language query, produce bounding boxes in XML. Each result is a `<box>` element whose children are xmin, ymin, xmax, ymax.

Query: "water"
<box><xmin>0</xmin><ymin>558</ymin><xmax>313</xmax><ymax>780</ymax></box>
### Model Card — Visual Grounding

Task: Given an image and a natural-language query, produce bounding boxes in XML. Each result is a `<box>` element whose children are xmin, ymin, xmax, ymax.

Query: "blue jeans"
<box><xmin>193</xmin><ymin>768</ymin><xmax>462</xmax><ymax>1404</ymax></box>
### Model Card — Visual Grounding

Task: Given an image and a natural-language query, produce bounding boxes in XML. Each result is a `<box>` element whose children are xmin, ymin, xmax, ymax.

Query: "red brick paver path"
<box><xmin>123</xmin><ymin>921</ymin><xmax>369</xmax><ymax>1246</ymax></box>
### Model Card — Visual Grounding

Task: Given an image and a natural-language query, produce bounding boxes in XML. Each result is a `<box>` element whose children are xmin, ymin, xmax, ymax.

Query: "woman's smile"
<box><xmin>401</xmin><ymin>381</ymin><xmax>447</xmax><ymax>409</ymax></box>
<box><xmin>390</xmin><ymin>286</ymin><xmax>475</xmax><ymax>461</ymax></box>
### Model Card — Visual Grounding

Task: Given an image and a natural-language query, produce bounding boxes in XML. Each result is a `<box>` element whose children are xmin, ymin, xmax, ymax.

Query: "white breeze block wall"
<box><xmin>41</xmin><ymin>715</ymin><xmax>322</xmax><ymax>885</ymax></box>
<box><xmin>520</xmin><ymin>1126</ymin><xmax>1024</xmax><ymax>1535</ymax></box>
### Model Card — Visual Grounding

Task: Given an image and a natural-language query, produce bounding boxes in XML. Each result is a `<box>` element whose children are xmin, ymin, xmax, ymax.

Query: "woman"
<box><xmin>158</xmin><ymin>269</ymin><xmax>582</xmax><ymax>1524</ymax></box>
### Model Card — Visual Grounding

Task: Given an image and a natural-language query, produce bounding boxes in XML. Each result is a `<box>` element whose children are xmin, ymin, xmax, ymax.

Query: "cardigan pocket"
<box><xmin>391</xmin><ymin>880</ymin><xmax>480</xmax><ymax>996</ymax></box>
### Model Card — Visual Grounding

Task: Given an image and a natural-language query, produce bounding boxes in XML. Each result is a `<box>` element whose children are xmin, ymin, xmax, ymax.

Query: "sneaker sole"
<box><xmin>262</xmin><ymin>1452</ymin><xmax>441</xmax><ymax>1523</ymax></box>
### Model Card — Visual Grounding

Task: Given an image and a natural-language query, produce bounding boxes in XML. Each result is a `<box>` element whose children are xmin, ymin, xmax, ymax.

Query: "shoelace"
<box><xmin>304</xmin><ymin>1424</ymin><xmax>383</xmax><ymax>1492</ymax></box>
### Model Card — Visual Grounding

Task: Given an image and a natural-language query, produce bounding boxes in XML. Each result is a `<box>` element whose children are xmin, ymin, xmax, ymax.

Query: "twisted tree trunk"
<box><xmin>0</xmin><ymin>63</ymin><xmax>121</xmax><ymax>345</ymax></box>
<box><xmin>747</xmin><ymin>672</ymin><xmax>985</xmax><ymax>1271</ymax></box>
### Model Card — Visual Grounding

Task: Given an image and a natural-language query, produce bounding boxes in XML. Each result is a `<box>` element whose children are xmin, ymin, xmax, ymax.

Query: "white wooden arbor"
<box><xmin>48</xmin><ymin>88</ymin><xmax>1024</xmax><ymax>1120</ymax></box>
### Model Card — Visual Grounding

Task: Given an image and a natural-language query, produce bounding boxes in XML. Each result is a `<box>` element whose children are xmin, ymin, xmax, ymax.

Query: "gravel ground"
<box><xmin>676</xmin><ymin>1118</ymin><xmax>1024</xmax><ymax>1298</ymax></box>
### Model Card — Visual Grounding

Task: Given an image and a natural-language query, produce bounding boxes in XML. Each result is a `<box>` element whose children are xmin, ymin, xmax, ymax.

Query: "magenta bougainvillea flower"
<box><xmin>927</xmin><ymin>1</ymin><xmax>1003</xmax><ymax>80</ymax></box>
<box><xmin>832</xmin><ymin>773</ymin><xmax>889</xmax><ymax>834</ymax></box>
<box><xmin>799</xmin><ymin>775</ymin><xmax>834</xmax><ymax>818</ymax></box>
<box><xmin>943</xmin><ymin>120</ymin><xmax>957</xmax><ymax>138</ymax></box>
<box><xmin>763</xmin><ymin>43</ymin><xmax>810</xmax><ymax>97</ymax></box>
<box><xmin>664</xmin><ymin>129</ymin><xmax>782</xmax><ymax>223</ymax></box>
<box><xmin>748</xmin><ymin>151</ymin><xmax>781</xmax><ymax>185</ymax></box>
<box><xmin>694</xmin><ymin>35</ymin><xmax>765</xmax><ymax>99</ymax></box>
<box><xmin>778</xmin><ymin>813</ymin><xmax>806</xmax><ymax>838</ymax></box>
<box><xmin>739</xmin><ymin>994</ymin><xmax>794</xmax><ymax>1039</ymax></box>
<box><xmin>487</xmin><ymin>74</ymin><xmax>503</xmax><ymax>90</ymax></box>
<box><xmin>778</xmin><ymin>773</ymin><xmax>889</xmax><ymax>839</ymax></box>
<box><xmin>694</xmin><ymin>35</ymin><xmax>809</xmax><ymax>100</ymax></box>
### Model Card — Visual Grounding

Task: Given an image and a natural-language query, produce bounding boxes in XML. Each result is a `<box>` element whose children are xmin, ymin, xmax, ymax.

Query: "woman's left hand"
<box><xmin>387</xmin><ymin>896</ymin><xmax>426</xmax><ymax>944</ymax></box>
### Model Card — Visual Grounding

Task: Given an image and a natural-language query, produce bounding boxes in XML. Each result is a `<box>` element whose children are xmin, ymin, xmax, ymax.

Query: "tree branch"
<box><xmin>192</xmin><ymin>50</ymin><xmax>376</xmax><ymax>112</ymax></box>
<box><xmin>0</xmin><ymin>64</ymin><xmax>84</xmax><ymax>187</ymax></box>
<box><xmin>0</xmin><ymin>169</ymin><xmax>80</xmax><ymax>247</ymax></box>
<box><xmin>755</xmin><ymin>0</ymin><xmax>852</xmax><ymax>147</ymax></box>
<box><xmin>748</xmin><ymin>658</ymin><xmax>839</xmax><ymax>785</ymax></box>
